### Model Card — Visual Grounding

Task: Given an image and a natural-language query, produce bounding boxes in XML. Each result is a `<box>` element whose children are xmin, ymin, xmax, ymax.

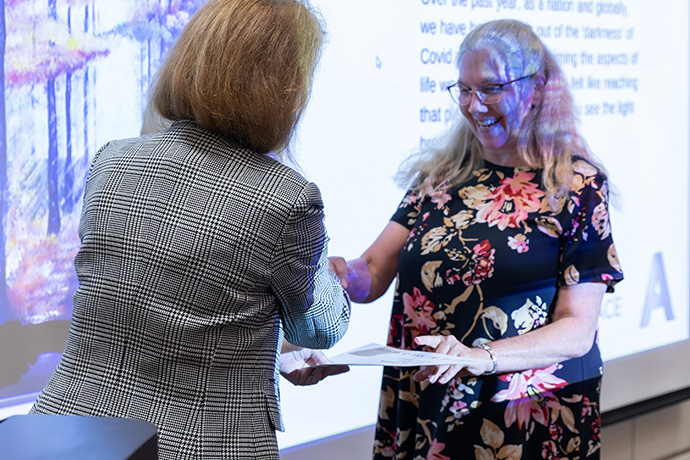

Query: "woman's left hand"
<box><xmin>279</xmin><ymin>348</ymin><xmax>350</xmax><ymax>386</ymax></box>
<box><xmin>413</xmin><ymin>335</ymin><xmax>492</xmax><ymax>384</ymax></box>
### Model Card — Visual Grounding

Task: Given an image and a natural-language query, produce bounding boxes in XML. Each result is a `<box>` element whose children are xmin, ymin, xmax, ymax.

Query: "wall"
<box><xmin>279</xmin><ymin>400</ymin><xmax>690</xmax><ymax>460</ymax></box>
<box><xmin>602</xmin><ymin>399</ymin><xmax>690</xmax><ymax>460</ymax></box>
<box><xmin>2</xmin><ymin>393</ymin><xmax>690</xmax><ymax>459</ymax></box>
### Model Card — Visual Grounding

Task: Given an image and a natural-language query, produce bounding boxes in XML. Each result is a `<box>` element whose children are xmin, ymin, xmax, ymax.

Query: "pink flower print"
<box><xmin>445</xmin><ymin>268</ymin><xmax>462</xmax><ymax>285</ymax></box>
<box><xmin>449</xmin><ymin>400</ymin><xmax>470</xmax><ymax>420</ymax></box>
<box><xmin>427</xmin><ymin>439</ymin><xmax>451</xmax><ymax>460</ymax></box>
<box><xmin>476</xmin><ymin>171</ymin><xmax>544</xmax><ymax>231</ymax></box>
<box><xmin>581</xmin><ymin>395</ymin><xmax>599</xmax><ymax>420</ymax></box>
<box><xmin>492</xmin><ymin>365</ymin><xmax>568</xmax><ymax>429</ymax></box>
<box><xmin>430</xmin><ymin>190</ymin><xmax>452</xmax><ymax>210</ymax></box>
<box><xmin>493</xmin><ymin>365</ymin><xmax>567</xmax><ymax>402</ymax></box>
<box><xmin>387</xmin><ymin>314</ymin><xmax>404</xmax><ymax>347</ymax></box>
<box><xmin>461</xmin><ymin>240</ymin><xmax>495</xmax><ymax>286</ymax></box>
<box><xmin>507</xmin><ymin>233</ymin><xmax>529</xmax><ymax>253</ymax></box>
<box><xmin>402</xmin><ymin>288</ymin><xmax>437</xmax><ymax>342</ymax></box>
<box><xmin>504</xmin><ymin>392</ymin><xmax>562</xmax><ymax>430</ymax></box>
<box><xmin>541</xmin><ymin>440</ymin><xmax>559</xmax><ymax>460</ymax></box>
<box><xmin>441</xmin><ymin>378</ymin><xmax>474</xmax><ymax>420</ymax></box>
<box><xmin>591</xmin><ymin>419</ymin><xmax>601</xmax><ymax>442</ymax></box>
<box><xmin>549</xmin><ymin>424</ymin><xmax>563</xmax><ymax>440</ymax></box>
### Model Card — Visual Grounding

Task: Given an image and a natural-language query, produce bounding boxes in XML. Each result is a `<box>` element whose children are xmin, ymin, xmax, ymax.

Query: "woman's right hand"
<box><xmin>328</xmin><ymin>256</ymin><xmax>350</xmax><ymax>289</ymax></box>
<box><xmin>329</xmin><ymin>221</ymin><xmax>410</xmax><ymax>304</ymax></box>
<box><xmin>328</xmin><ymin>257</ymin><xmax>372</xmax><ymax>301</ymax></box>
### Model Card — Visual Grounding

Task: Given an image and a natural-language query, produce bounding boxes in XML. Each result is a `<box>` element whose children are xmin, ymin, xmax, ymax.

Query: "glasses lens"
<box><xmin>482</xmin><ymin>90</ymin><xmax>502</xmax><ymax>105</ymax></box>
<box><xmin>449</xmin><ymin>85</ymin><xmax>503</xmax><ymax>105</ymax></box>
<box><xmin>448</xmin><ymin>85</ymin><xmax>460</xmax><ymax>104</ymax></box>
<box><xmin>465</xmin><ymin>89</ymin><xmax>501</xmax><ymax>106</ymax></box>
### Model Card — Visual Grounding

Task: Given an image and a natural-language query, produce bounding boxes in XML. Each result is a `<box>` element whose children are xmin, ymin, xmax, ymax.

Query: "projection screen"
<box><xmin>0</xmin><ymin>1</ymin><xmax>687</xmax><ymax>458</ymax></box>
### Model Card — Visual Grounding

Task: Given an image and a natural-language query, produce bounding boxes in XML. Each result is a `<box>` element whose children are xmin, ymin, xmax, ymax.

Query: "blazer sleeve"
<box><xmin>270</xmin><ymin>181</ymin><xmax>351</xmax><ymax>349</ymax></box>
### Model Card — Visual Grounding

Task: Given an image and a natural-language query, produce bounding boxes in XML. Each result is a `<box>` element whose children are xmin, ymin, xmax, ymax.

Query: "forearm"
<box><xmin>415</xmin><ymin>315</ymin><xmax>599</xmax><ymax>385</ymax></box>
<box><xmin>282</xmin><ymin>269</ymin><xmax>351</xmax><ymax>349</ymax></box>
<box><xmin>415</xmin><ymin>282</ymin><xmax>607</xmax><ymax>385</ymax></box>
<box><xmin>486</xmin><ymin>316</ymin><xmax>598</xmax><ymax>374</ymax></box>
<box><xmin>274</xmin><ymin>182</ymin><xmax>351</xmax><ymax>349</ymax></box>
<box><xmin>344</xmin><ymin>256</ymin><xmax>396</xmax><ymax>303</ymax></box>
<box><xmin>478</xmin><ymin>282</ymin><xmax>605</xmax><ymax>374</ymax></box>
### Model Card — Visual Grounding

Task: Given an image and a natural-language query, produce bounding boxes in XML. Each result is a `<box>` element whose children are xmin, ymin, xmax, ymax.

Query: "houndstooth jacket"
<box><xmin>31</xmin><ymin>120</ymin><xmax>351</xmax><ymax>459</ymax></box>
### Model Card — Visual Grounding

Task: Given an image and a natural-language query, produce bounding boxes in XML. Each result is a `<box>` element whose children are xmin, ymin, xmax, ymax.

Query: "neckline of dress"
<box><xmin>482</xmin><ymin>159</ymin><xmax>519</xmax><ymax>171</ymax></box>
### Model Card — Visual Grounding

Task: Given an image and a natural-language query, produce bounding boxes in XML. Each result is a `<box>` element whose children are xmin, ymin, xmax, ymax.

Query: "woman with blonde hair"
<box><xmin>330</xmin><ymin>19</ymin><xmax>623</xmax><ymax>459</ymax></box>
<box><xmin>31</xmin><ymin>1</ymin><xmax>350</xmax><ymax>459</ymax></box>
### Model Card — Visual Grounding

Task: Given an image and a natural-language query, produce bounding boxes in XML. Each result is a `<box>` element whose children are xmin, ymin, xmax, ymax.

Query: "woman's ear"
<box><xmin>530</xmin><ymin>73</ymin><xmax>546</xmax><ymax>108</ymax></box>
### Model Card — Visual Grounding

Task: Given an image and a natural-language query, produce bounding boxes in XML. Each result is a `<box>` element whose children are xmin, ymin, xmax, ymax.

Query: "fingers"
<box><xmin>305</xmin><ymin>351</ymin><xmax>350</xmax><ymax>377</ymax></box>
<box><xmin>414</xmin><ymin>335</ymin><xmax>442</xmax><ymax>349</ymax></box>
<box><xmin>281</xmin><ymin>348</ymin><xmax>350</xmax><ymax>386</ymax></box>
<box><xmin>413</xmin><ymin>366</ymin><xmax>435</xmax><ymax>383</ymax></box>
<box><xmin>282</xmin><ymin>367</ymin><xmax>321</xmax><ymax>386</ymax></box>
<box><xmin>424</xmin><ymin>365</ymin><xmax>450</xmax><ymax>384</ymax></box>
<box><xmin>304</xmin><ymin>350</ymin><xmax>329</xmax><ymax>366</ymax></box>
<box><xmin>413</xmin><ymin>365</ymin><xmax>459</xmax><ymax>384</ymax></box>
<box><xmin>320</xmin><ymin>364</ymin><xmax>350</xmax><ymax>377</ymax></box>
<box><xmin>285</xmin><ymin>364</ymin><xmax>350</xmax><ymax>386</ymax></box>
<box><xmin>303</xmin><ymin>368</ymin><xmax>327</xmax><ymax>386</ymax></box>
<box><xmin>328</xmin><ymin>256</ymin><xmax>349</xmax><ymax>288</ymax></box>
<box><xmin>438</xmin><ymin>364</ymin><xmax>463</xmax><ymax>384</ymax></box>
<box><xmin>415</xmin><ymin>334</ymin><xmax>460</xmax><ymax>353</ymax></box>
<box><xmin>413</xmin><ymin>335</ymin><xmax>467</xmax><ymax>384</ymax></box>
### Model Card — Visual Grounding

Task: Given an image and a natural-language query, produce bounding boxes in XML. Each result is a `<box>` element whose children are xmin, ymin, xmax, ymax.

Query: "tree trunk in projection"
<box><xmin>82</xmin><ymin>3</ymin><xmax>90</xmax><ymax>173</ymax></box>
<box><xmin>46</xmin><ymin>0</ymin><xmax>61</xmax><ymax>236</ymax></box>
<box><xmin>64</xmin><ymin>7</ymin><xmax>74</xmax><ymax>214</ymax></box>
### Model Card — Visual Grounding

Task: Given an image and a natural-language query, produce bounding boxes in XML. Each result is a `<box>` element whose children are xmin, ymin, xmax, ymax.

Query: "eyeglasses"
<box><xmin>447</xmin><ymin>73</ymin><xmax>536</xmax><ymax>106</ymax></box>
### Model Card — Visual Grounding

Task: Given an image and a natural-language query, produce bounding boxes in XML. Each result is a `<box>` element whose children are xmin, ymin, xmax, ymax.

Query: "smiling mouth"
<box><xmin>476</xmin><ymin>118</ymin><xmax>499</xmax><ymax>129</ymax></box>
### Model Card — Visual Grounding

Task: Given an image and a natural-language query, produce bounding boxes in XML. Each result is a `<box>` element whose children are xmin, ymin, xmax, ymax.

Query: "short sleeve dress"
<box><xmin>373</xmin><ymin>159</ymin><xmax>624</xmax><ymax>460</ymax></box>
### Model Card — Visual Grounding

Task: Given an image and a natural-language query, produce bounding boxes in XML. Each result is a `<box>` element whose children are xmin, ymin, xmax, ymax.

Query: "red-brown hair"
<box><xmin>151</xmin><ymin>0</ymin><xmax>325</xmax><ymax>154</ymax></box>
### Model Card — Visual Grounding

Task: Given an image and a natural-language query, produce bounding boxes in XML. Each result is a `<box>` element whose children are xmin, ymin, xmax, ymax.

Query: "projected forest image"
<box><xmin>0</xmin><ymin>0</ymin><xmax>205</xmax><ymax>405</ymax></box>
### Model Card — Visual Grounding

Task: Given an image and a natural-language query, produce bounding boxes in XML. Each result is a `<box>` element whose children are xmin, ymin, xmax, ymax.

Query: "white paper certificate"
<box><xmin>321</xmin><ymin>342</ymin><xmax>484</xmax><ymax>367</ymax></box>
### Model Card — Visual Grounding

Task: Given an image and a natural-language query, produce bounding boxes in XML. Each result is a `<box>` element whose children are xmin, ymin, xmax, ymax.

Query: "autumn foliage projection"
<box><xmin>0</xmin><ymin>0</ymin><xmax>206</xmax><ymax>398</ymax></box>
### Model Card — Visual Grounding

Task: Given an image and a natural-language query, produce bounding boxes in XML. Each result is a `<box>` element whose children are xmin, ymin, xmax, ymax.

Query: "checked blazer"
<box><xmin>31</xmin><ymin>120</ymin><xmax>351</xmax><ymax>459</ymax></box>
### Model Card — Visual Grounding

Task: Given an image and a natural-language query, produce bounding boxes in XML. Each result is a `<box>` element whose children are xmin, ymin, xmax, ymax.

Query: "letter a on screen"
<box><xmin>640</xmin><ymin>252</ymin><xmax>675</xmax><ymax>328</ymax></box>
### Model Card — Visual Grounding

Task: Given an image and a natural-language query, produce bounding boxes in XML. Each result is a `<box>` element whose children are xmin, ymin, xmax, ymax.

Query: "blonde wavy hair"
<box><xmin>150</xmin><ymin>0</ymin><xmax>325</xmax><ymax>155</ymax></box>
<box><xmin>398</xmin><ymin>19</ymin><xmax>605</xmax><ymax>204</ymax></box>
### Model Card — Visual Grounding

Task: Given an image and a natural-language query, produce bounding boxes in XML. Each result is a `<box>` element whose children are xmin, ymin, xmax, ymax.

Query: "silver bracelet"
<box><xmin>475</xmin><ymin>342</ymin><xmax>497</xmax><ymax>375</ymax></box>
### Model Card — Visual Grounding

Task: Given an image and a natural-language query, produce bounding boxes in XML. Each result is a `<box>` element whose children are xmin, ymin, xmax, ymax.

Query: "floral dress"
<box><xmin>373</xmin><ymin>159</ymin><xmax>624</xmax><ymax>460</ymax></box>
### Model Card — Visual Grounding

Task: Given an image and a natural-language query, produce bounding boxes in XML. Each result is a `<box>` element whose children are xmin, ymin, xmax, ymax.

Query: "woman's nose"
<box><xmin>468</xmin><ymin>92</ymin><xmax>488</xmax><ymax>114</ymax></box>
